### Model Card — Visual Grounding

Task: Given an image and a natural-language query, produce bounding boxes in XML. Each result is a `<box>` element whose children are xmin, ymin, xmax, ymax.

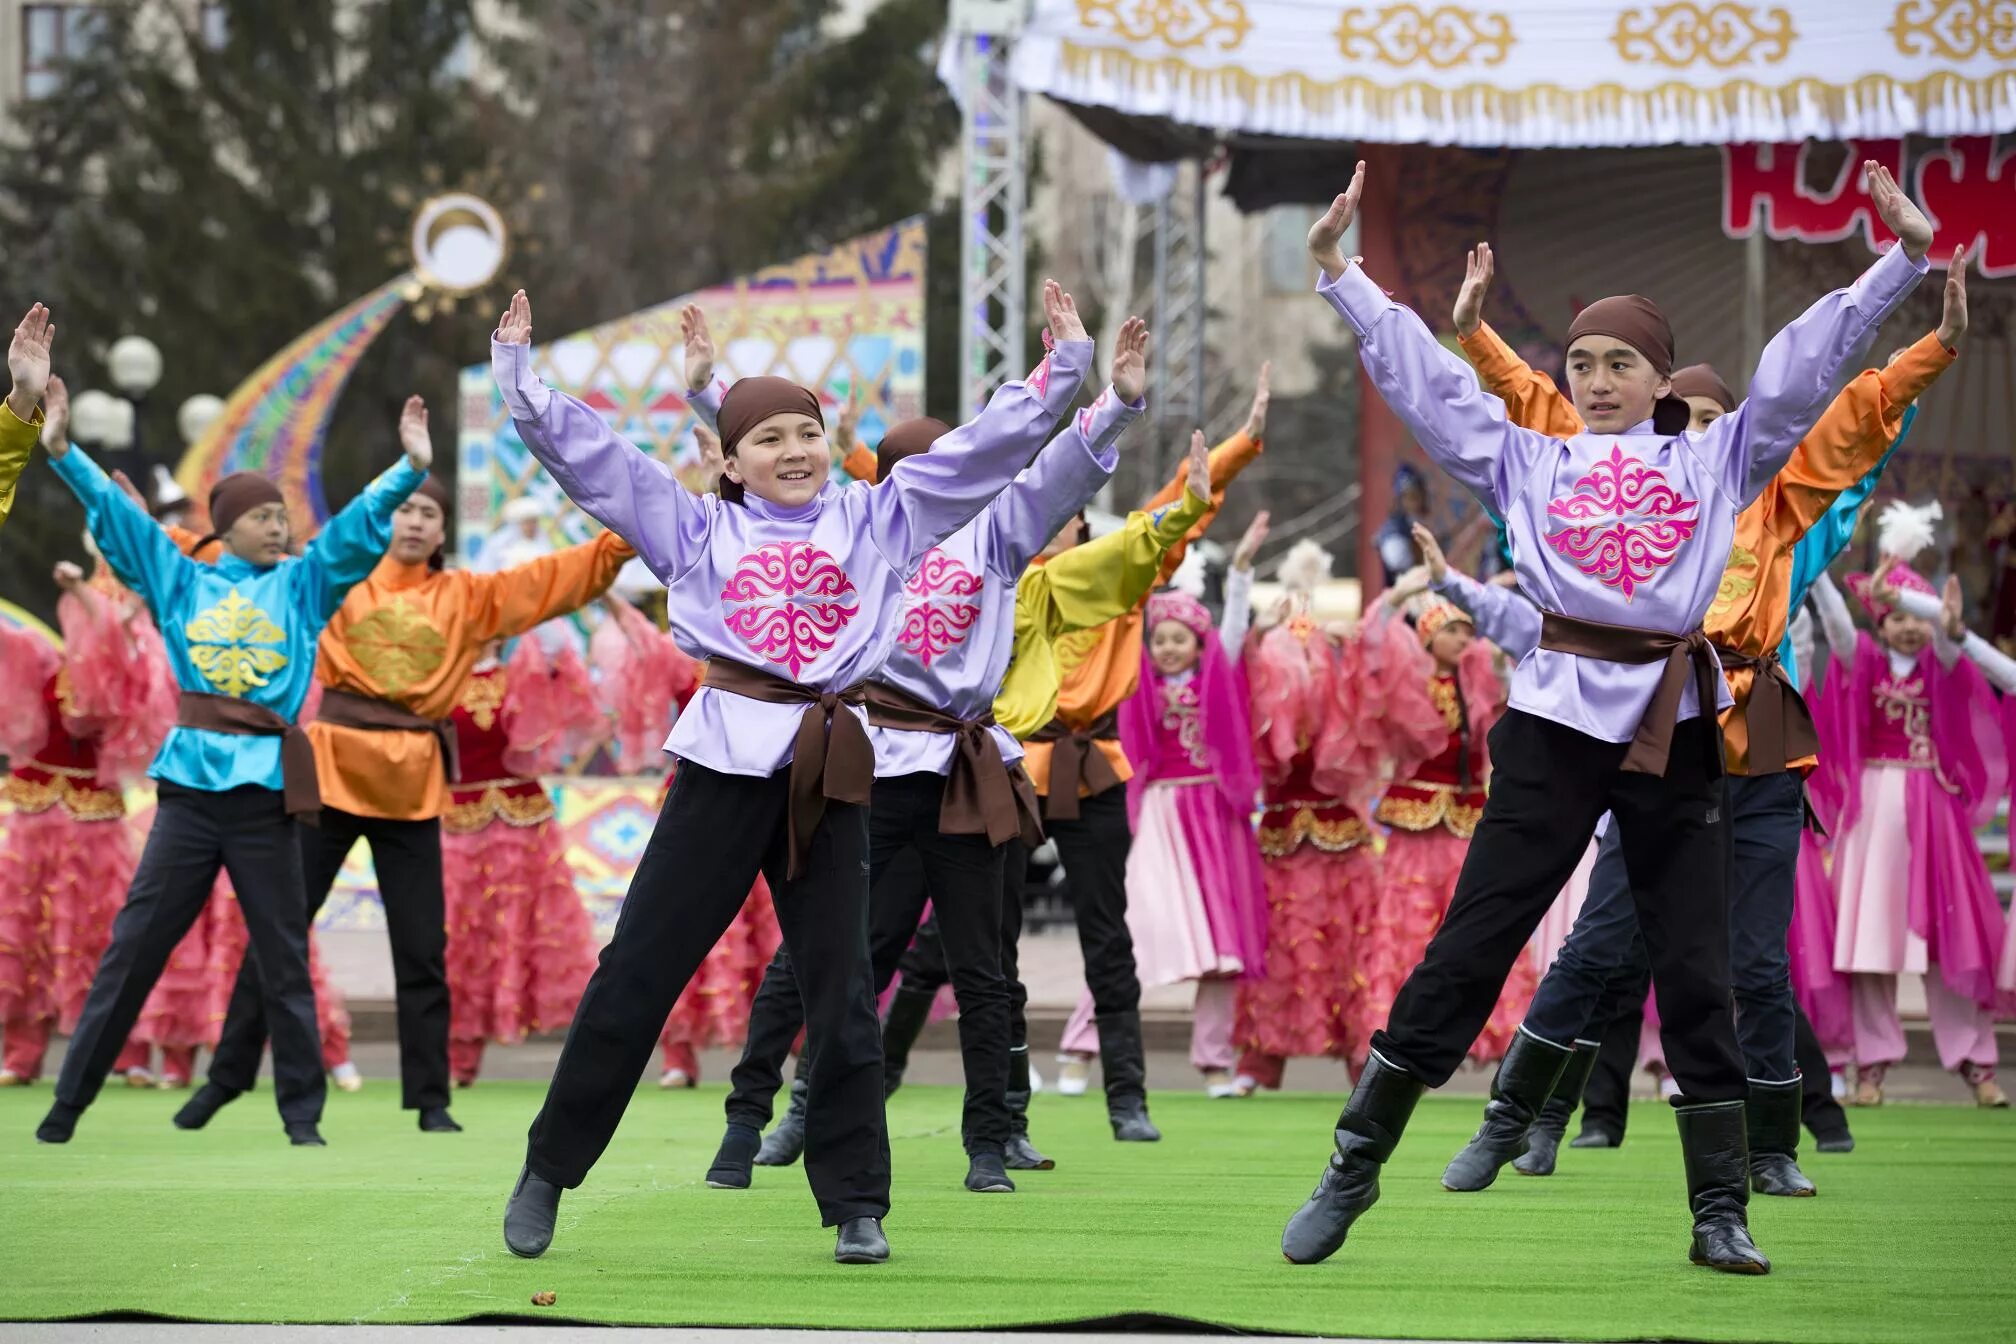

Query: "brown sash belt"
<box><xmin>702</xmin><ymin>657</ymin><xmax>873</xmax><ymax>880</ymax></box>
<box><xmin>175</xmin><ymin>691</ymin><xmax>321</xmax><ymax>820</ymax></box>
<box><xmin>1027</xmin><ymin>709</ymin><xmax>1123</xmax><ymax>820</ymax></box>
<box><xmin>1538</xmin><ymin>610</ymin><xmax>1723</xmax><ymax>779</ymax></box>
<box><xmin>863</xmin><ymin>682</ymin><xmax>1044</xmax><ymax>848</ymax></box>
<box><xmin>1711</xmin><ymin>644</ymin><xmax>1818</xmax><ymax>777</ymax></box>
<box><xmin>316</xmin><ymin>688</ymin><xmax>461</xmax><ymax>785</ymax></box>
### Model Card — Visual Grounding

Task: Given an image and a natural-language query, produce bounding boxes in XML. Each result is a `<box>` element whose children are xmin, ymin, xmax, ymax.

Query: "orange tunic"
<box><xmin>1022</xmin><ymin>428</ymin><xmax>1264</xmax><ymax>796</ymax></box>
<box><xmin>1459</xmin><ymin>322</ymin><xmax>1953</xmax><ymax>773</ymax></box>
<box><xmin>308</xmin><ymin>535</ymin><xmax>633</xmax><ymax>819</ymax></box>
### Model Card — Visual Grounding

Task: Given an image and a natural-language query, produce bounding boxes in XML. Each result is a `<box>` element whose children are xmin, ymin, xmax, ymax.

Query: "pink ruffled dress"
<box><xmin>0</xmin><ymin>585</ymin><xmax>171</xmax><ymax>1082</ymax></box>
<box><xmin>1362</xmin><ymin>608</ymin><xmax>1536</xmax><ymax>1065</ymax></box>
<box><xmin>591</xmin><ymin>603</ymin><xmax>782</xmax><ymax>1082</ymax></box>
<box><xmin>1234</xmin><ymin>614</ymin><xmax>1383</xmax><ymax>1084</ymax></box>
<box><xmin>440</xmin><ymin>641</ymin><xmax>604</xmax><ymax>1084</ymax></box>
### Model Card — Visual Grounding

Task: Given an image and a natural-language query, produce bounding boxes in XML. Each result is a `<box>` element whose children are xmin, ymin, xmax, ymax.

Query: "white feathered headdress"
<box><xmin>1873</xmin><ymin>499</ymin><xmax>1942</xmax><ymax>566</ymax></box>
<box><xmin>1276</xmin><ymin>538</ymin><xmax>1333</xmax><ymax>594</ymax></box>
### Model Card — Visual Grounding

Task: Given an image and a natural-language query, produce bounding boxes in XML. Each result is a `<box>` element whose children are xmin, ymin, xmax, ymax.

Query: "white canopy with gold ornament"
<box><xmin>1012</xmin><ymin>0</ymin><xmax>2016</xmax><ymax>147</ymax></box>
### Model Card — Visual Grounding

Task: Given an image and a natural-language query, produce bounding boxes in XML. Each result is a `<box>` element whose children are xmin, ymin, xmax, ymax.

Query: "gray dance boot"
<box><xmin>1747</xmin><ymin>1078</ymin><xmax>1817</xmax><ymax>1197</ymax></box>
<box><xmin>1095</xmin><ymin>1011</ymin><xmax>1160</xmax><ymax>1141</ymax></box>
<box><xmin>755</xmin><ymin>1075</ymin><xmax>808</xmax><ymax>1166</ymax></box>
<box><xmin>880</xmin><ymin>982</ymin><xmax>936</xmax><ymax>1098</ymax></box>
<box><xmin>1677</xmin><ymin>1100</ymin><xmax>1771</xmax><ymax>1273</ymax></box>
<box><xmin>503</xmin><ymin>1165</ymin><xmax>563</xmax><ymax>1258</ymax></box>
<box><xmin>1281</xmin><ymin>1053</ymin><xmax>1425</xmax><ymax>1264</ymax></box>
<box><xmin>1513</xmin><ymin>1039</ymin><xmax>1600</xmax><ymax>1177</ymax></box>
<box><xmin>1442</xmin><ymin>1030</ymin><xmax>1573</xmax><ymax>1191</ymax></box>
<box><xmin>1003</xmin><ymin>1046</ymin><xmax>1054</xmax><ymax>1170</ymax></box>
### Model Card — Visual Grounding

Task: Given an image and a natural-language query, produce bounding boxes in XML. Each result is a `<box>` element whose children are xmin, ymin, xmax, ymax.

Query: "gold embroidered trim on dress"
<box><xmin>1376</xmin><ymin>782</ymin><xmax>1483</xmax><ymax>838</ymax></box>
<box><xmin>1258</xmin><ymin>805</ymin><xmax>1371</xmax><ymax>857</ymax></box>
<box><xmin>457</xmin><ymin>674</ymin><xmax>506</xmax><ymax>731</ymax></box>
<box><xmin>442</xmin><ymin>783</ymin><xmax>553</xmax><ymax>833</ymax></box>
<box><xmin>2</xmin><ymin>771</ymin><xmax>124</xmax><ymax>821</ymax></box>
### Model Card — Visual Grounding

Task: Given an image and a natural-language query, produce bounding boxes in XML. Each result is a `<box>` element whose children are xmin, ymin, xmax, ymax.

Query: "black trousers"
<box><xmin>1375</xmin><ymin>709</ymin><xmax>1745</xmax><ymax>1105</ymax></box>
<box><xmin>209</xmin><ymin>805</ymin><xmax>450</xmax><ymax>1110</ymax></box>
<box><xmin>725</xmin><ymin>773</ymin><xmax>1012</xmax><ymax>1155</ymax></box>
<box><xmin>57</xmin><ymin>784</ymin><xmax>326</xmax><ymax>1125</ymax></box>
<box><xmin>897</xmin><ymin>911</ymin><xmax>950</xmax><ymax>990</ymax></box>
<box><xmin>533</xmin><ymin>762</ymin><xmax>889</xmax><ymax>1226</ymax></box>
<box><xmin>1042</xmin><ymin>786</ymin><xmax>1143</xmax><ymax>1025</ymax></box>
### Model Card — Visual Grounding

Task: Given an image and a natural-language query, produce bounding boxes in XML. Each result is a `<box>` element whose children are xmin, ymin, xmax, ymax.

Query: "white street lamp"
<box><xmin>107</xmin><ymin>334</ymin><xmax>164</xmax><ymax>397</ymax></box>
<box><xmin>178</xmin><ymin>393</ymin><xmax>226</xmax><ymax>446</ymax></box>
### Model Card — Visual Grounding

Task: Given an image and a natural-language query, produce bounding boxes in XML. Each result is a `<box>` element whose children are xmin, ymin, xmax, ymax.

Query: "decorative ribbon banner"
<box><xmin>1724</xmin><ymin>137</ymin><xmax>2016</xmax><ymax>276</ymax></box>
<box><xmin>1014</xmin><ymin>0</ymin><xmax>2016</xmax><ymax>147</ymax></box>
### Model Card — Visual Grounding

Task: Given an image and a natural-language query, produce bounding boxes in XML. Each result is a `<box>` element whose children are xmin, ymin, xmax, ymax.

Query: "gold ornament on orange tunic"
<box><xmin>1335</xmin><ymin>3</ymin><xmax>1514</xmax><ymax>67</ymax></box>
<box><xmin>1709</xmin><ymin>542</ymin><xmax>1762</xmax><ymax>620</ymax></box>
<box><xmin>342</xmin><ymin>597</ymin><xmax>448</xmax><ymax>695</ymax></box>
<box><xmin>184</xmin><ymin>589</ymin><xmax>288</xmax><ymax>696</ymax></box>
<box><xmin>1078</xmin><ymin>0</ymin><xmax>1253</xmax><ymax>49</ymax></box>
<box><xmin>1612</xmin><ymin>2</ymin><xmax>1797</xmax><ymax>66</ymax></box>
<box><xmin>1889</xmin><ymin>0</ymin><xmax>2016</xmax><ymax>58</ymax></box>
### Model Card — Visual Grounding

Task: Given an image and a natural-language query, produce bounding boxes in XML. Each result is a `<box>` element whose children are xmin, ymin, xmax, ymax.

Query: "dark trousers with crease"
<box><xmin>1041</xmin><ymin>785</ymin><xmax>1142</xmax><ymax>1028</ymax></box>
<box><xmin>1374</xmin><ymin>710</ymin><xmax>1745</xmax><ymax>1106</ymax></box>
<box><xmin>724</xmin><ymin>773</ymin><xmax>1012</xmax><ymax>1155</ymax></box>
<box><xmin>57</xmin><ymin>784</ymin><xmax>326</xmax><ymax>1125</ymax></box>
<box><xmin>208</xmin><ymin>805</ymin><xmax>450</xmax><ymax>1110</ymax></box>
<box><xmin>540</xmin><ymin>762</ymin><xmax>888</xmax><ymax>1226</ymax></box>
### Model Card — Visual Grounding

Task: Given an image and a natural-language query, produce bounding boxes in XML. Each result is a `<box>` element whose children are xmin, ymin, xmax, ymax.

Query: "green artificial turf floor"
<box><xmin>4</xmin><ymin>1081</ymin><xmax>2013</xmax><ymax>1341</ymax></box>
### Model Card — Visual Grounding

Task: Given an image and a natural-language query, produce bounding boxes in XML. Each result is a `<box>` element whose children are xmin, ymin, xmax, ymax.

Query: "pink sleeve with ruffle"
<box><xmin>503</xmin><ymin>640</ymin><xmax>607</xmax><ymax>777</ymax></box>
<box><xmin>1358</xmin><ymin>605</ymin><xmax>1450</xmax><ymax>784</ymax></box>
<box><xmin>1246</xmin><ymin>624</ymin><xmax>1319</xmax><ymax>788</ymax></box>
<box><xmin>1310</xmin><ymin>631</ymin><xmax>1378</xmax><ymax>809</ymax></box>
<box><xmin>589</xmin><ymin>602</ymin><xmax>696</xmax><ymax>774</ymax></box>
<box><xmin>0</xmin><ymin>623</ymin><xmax>57</xmax><ymax>762</ymax></box>
<box><xmin>57</xmin><ymin>590</ymin><xmax>179</xmax><ymax>781</ymax></box>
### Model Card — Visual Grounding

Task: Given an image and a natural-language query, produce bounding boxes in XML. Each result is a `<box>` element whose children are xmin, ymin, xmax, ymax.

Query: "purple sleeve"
<box><xmin>1692</xmin><ymin>244</ymin><xmax>1927</xmax><ymax>507</ymax></box>
<box><xmin>686</xmin><ymin>376</ymin><xmax>726</xmax><ymax>434</ymax></box>
<box><xmin>860</xmin><ymin>338</ymin><xmax>1092</xmax><ymax>574</ymax></box>
<box><xmin>981</xmin><ymin>384</ymin><xmax>1134</xmax><ymax>578</ymax></box>
<box><xmin>493</xmin><ymin>339</ymin><xmax>709</xmax><ymax>584</ymax></box>
<box><xmin>1316</xmin><ymin>266</ymin><xmax>1556</xmax><ymax>516</ymax></box>
<box><xmin>1432</xmin><ymin>568</ymin><xmax>1540</xmax><ymax>659</ymax></box>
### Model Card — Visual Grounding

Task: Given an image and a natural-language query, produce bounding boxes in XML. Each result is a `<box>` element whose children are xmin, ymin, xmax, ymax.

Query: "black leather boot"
<box><xmin>1442</xmin><ymin>1030</ymin><xmax>1573</xmax><ymax>1191</ymax></box>
<box><xmin>1514</xmin><ymin>1039</ymin><xmax>1599</xmax><ymax>1177</ymax></box>
<box><xmin>1677</xmin><ymin>1100</ymin><xmax>1771</xmax><ymax>1273</ymax></box>
<box><xmin>1095</xmin><ymin>1011</ymin><xmax>1160</xmax><ymax>1141</ymax></box>
<box><xmin>173</xmin><ymin>1081</ymin><xmax>240</xmax><ymax>1131</ymax></box>
<box><xmin>503</xmin><ymin>1165</ymin><xmax>563</xmax><ymax>1258</ymax></box>
<box><xmin>880</xmin><ymin>982</ymin><xmax>936</xmax><ymax>1099</ymax></box>
<box><xmin>1003</xmin><ymin>1046</ymin><xmax>1054</xmax><ymax>1170</ymax></box>
<box><xmin>964</xmin><ymin>1150</ymin><xmax>1016</xmax><ymax>1193</ymax></box>
<box><xmin>35</xmin><ymin>1100</ymin><xmax>83</xmax><ymax>1144</ymax></box>
<box><xmin>1281</xmin><ymin>1053</ymin><xmax>1425</xmax><ymax>1264</ymax></box>
<box><xmin>1747</xmin><ymin>1078</ymin><xmax>1817</xmax><ymax>1197</ymax></box>
<box><xmin>834</xmin><ymin>1216</ymin><xmax>890</xmax><ymax>1264</ymax></box>
<box><xmin>755</xmin><ymin>1075</ymin><xmax>808</xmax><ymax>1166</ymax></box>
<box><xmin>418</xmin><ymin>1106</ymin><xmax>463</xmax><ymax>1133</ymax></box>
<box><xmin>705</xmin><ymin>1122</ymin><xmax>762</xmax><ymax>1189</ymax></box>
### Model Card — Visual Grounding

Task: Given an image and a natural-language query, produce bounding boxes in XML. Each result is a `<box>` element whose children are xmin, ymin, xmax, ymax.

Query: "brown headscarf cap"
<box><xmin>415</xmin><ymin>476</ymin><xmax>452</xmax><ymax>513</ymax></box>
<box><xmin>1565</xmin><ymin>295</ymin><xmax>1675</xmax><ymax>374</ymax></box>
<box><xmin>206</xmin><ymin>472</ymin><xmax>286</xmax><ymax>537</ymax></box>
<box><xmin>716</xmin><ymin>376</ymin><xmax>824</xmax><ymax>456</ymax></box>
<box><xmin>875</xmin><ymin>417</ymin><xmax>953</xmax><ymax>483</ymax></box>
<box><xmin>1671</xmin><ymin>364</ymin><xmax>1737</xmax><ymax>413</ymax></box>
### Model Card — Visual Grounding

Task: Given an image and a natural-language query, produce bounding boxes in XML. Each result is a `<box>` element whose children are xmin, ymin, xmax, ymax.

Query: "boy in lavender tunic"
<box><xmin>489</xmin><ymin>282</ymin><xmax>1093</xmax><ymax>1267</ymax></box>
<box><xmin>686</xmin><ymin>318</ymin><xmax>1152</xmax><ymax>1197</ymax></box>
<box><xmin>1280</xmin><ymin>161</ymin><xmax>1930</xmax><ymax>1275</ymax></box>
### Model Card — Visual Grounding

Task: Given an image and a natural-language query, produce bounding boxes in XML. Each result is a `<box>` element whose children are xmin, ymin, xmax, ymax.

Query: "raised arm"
<box><xmin>1808</xmin><ymin>570</ymin><xmax>1858</xmax><ymax>665</ymax></box>
<box><xmin>864</xmin><ymin>280</ymin><xmax>1092</xmax><ymax>572</ymax></box>
<box><xmin>46</xmin><ymin>444</ymin><xmax>192</xmax><ymax>619</ymax></box>
<box><xmin>984</xmin><ymin>317</ymin><xmax>1148</xmax><ymax>577</ymax></box>
<box><xmin>1895</xmin><ymin>582</ymin><xmax>2016</xmax><ymax>693</ymax></box>
<box><xmin>495</xmin><ymin>290</ymin><xmax>709</xmax><ymax>583</ymax></box>
<box><xmin>463</xmin><ymin>531</ymin><xmax>635</xmax><ymax>642</ymax></box>
<box><xmin>1416</xmin><ymin>519</ymin><xmax>1538</xmax><ymax>657</ymax></box>
<box><xmin>1452</xmin><ymin>244</ymin><xmax>1584</xmax><ymax>440</ymax></box>
<box><xmin>1</xmin><ymin>303</ymin><xmax>52</xmax><ymax>531</ymax></box>
<box><xmin>295</xmin><ymin>399</ymin><xmax>428</xmax><ymax>620</ymax></box>
<box><xmin>1308</xmin><ymin>167</ymin><xmax>1552</xmax><ymax>514</ymax></box>
<box><xmin>1694</xmin><ymin>162</ymin><xmax>1930</xmax><ymax>507</ymax></box>
<box><xmin>1219</xmin><ymin>507</ymin><xmax>1269</xmax><ymax>654</ymax></box>
<box><xmin>1139</xmin><ymin>362</ymin><xmax>1270</xmax><ymax>583</ymax></box>
<box><xmin>1033</xmin><ymin>477</ymin><xmax>1213</xmax><ymax>639</ymax></box>
<box><xmin>1786</xmin><ymin>405</ymin><xmax>1912</xmax><ymax>610</ymax></box>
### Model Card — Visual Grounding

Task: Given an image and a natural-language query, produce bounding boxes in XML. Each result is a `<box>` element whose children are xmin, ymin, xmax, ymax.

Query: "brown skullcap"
<box><xmin>206</xmin><ymin>472</ymin><xmax>285</xmax><ymax>537</ymax></box>
<box><xmin>412</xmin><ymin>475</ymin><xmax>452</xmax><ymax>513</ymax></box>
<box><xmin>716</xmin><ymin>376</ymin><xmax>824</xmax><ymax>456</ymax></box>
<box><xmin>1565</xmin><ymin>295</ymin><xmax>1675</xmax><ymax>376</ymax></box>
<box><xmin>1671</xmin><ymin>364</ymin><xmax>1737</xmax><ymax>413</ymax></box>
<box><xmin>875</xmin><ymin>417</ymin><xmax>953</xmax><ymax>483</ymax></box>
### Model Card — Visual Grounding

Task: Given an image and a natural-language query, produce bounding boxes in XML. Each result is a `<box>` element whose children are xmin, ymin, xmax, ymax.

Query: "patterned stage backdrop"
<box><xmin>455</xmin><ymin>217</ymin><xmax>927</xmax><ymax>567</ymax></box>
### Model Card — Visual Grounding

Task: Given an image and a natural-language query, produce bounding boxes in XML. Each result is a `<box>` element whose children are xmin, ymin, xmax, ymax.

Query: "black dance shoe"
<box><xmin>1678</xmin><ymin>1101</ymin><xmax>1771</xmax><ymax>1274</ymax></box>
<box><xmin>36</xmin><ymin>1101</ymin><xmax>82</xmax><ymax>1144</ymax></box>
<box><xmin>173</xmin><ymin>1082</ymin><xmax>240</xmax><ymax>1131</ymax></box>
<box><xmin>755</xmin><ymin>1077</ymin><xmax>808</xmax><ymax>1166</ymax></box>
<box><xmin>1513</xmin><ymin>1039</ymin><xmax>1600</xmax><ymax>1177</ymax></box>
<box><xmin>418</xmin><ymin>1107</ymin><xmax>463</xmax><ymax>1133</ymax></box>
<box><xmin>286</xmin><ymin>1122</ymin><xmax>326</xmax><ymax>1147</ymax></box>
<box><xmin>834</xmin><ymin>1216</ymin><xmax>889</xmax><ymax>1264</ymax></box>
<box><xmin>1442</xmin><ymin>1030</ymin><xmax>1573</xmax><ymax>1192</ymax></box>
<box><xmin>964</xmin><ymin>1151</ymin><xmax>1016</xmax><ymax>1193</ymax></box>
<box><xmin>706</xmin><ymin>1123</ymin><xmax>762</xmax><ymax>1189</ymax></box>
<box><xmin>1281</xmin><ymin>1054</ymin><xmax>1425</xmax><ymax>1264</ymax></box>
<box><xmin>503</xmin><ymin>1165</ymin><xmax>563</xmax><ymax>1259</ymax></box>
<box><xmin>1746</xmin><ymin>1079</ymin><xmax>1816</xmax><ymax>1197</ymax></box>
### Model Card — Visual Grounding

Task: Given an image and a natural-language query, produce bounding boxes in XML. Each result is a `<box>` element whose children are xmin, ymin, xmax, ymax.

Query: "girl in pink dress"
<box><xmin>1058</xmin><ymin>553</ymin><xmax>1270</xmax><ymax>1097</ymax></box>
<box><xmin>592</xmin><ymin>598</ymin><xmax>782</xmax><ymax>1088</ymax></box>
<box><xmin>442</xmin><ymin>638</ymin><xmax>604</xmax><ymax>1085</ymax></box>
<box><xmin>1360</xmin><ymin>590</ymin><xmax>1536</xmax><ymax>1065</ymax></box>
<box><xmin>1234</xmin><ymin>537</ymin><xmax>1383</xmax><ymax>1090</ymax></box>
<box><xmin>0</xmin><ymin>562</ymin><xmax>171</xmax><ymax>1087</ymax></box>
<box><xmin>1810</xmin><ymin>504</ymin><xmax>2010</xmax><ymax>1108</ymax></box>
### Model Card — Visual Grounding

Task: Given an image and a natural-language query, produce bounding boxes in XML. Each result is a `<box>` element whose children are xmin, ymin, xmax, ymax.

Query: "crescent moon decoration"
<box><xmin>0</xmin><ymin>596</ymin><xmax>62</xmax><ymax>650</ymax></box>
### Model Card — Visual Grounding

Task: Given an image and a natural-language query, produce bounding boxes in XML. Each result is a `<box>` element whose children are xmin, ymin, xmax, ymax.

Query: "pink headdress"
<box><xmin>1146</xmin><ymin>588</ymin><xmax>1213</xmax><ymax>640</ymax></box>
<box><xmin>1121</xmin><ymin>588</ymin><xmax>1261</xmax><ymax>826</ymax></box>
<box><xmin>1846</xmin><ymin>500</ymin><xmax>1940</xmax><ymax>623</ymax></box>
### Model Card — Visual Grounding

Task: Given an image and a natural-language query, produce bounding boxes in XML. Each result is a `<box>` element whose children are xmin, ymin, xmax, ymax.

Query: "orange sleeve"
<box><xmin>461</xmin><ymin>531</ymin><xmax>636</xmax><ymax>641</ymax></box>
<box><xmin>1141</xmin><ymin>428</ymin><xmax>1265</xmax><ymax>584</ymax></box>
<box><xmin>1457</xmin><ymin>321</ymin><xmax>1584</xmax><ymax>440</ymax></box>
<box><xmin>1762</xmin><ymin>332</ymin><xmax>1951</xmax><ymax>546</ymax></box>
<box><xmin>841</xmin><ymin>443</ymin><xmax>878</xmax><ymax>483</ymax></box>
<box><xmin>165</xmin><ymin>521</ymin><xmax>223</xmax><ymax>565</ymax></box>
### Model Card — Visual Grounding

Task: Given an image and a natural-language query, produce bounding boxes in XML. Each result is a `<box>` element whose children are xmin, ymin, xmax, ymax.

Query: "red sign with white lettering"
<box><xmin>1722</xmin><ymin>139</ymin><xmax>2014</xmax><ymax>277</ymax></box>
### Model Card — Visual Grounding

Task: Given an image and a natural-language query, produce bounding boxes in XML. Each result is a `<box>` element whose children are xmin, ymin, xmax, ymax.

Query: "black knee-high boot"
<box><xmin>1095</xmin><ymin>1011</ymin><xmax>1159</xmax><ymax>1142</ymax></box>
<box><xmin>1281</xmin><ymin>1053</ymin><xmax>1426</xmax><ymax>1264</ymax></box>
<box><xmin>1513</xmin><ymin>1039</ymin><xmax>1600</xmax><ymax>1176</ymax></box>
<box><xmin>880</xmin><ymin>983</ymin><xmax>936</xmax><ymax>1099</ymax></box>
<box><xmin>1747</xmin><ymin>1078</ymin><xmax>1817</xmax><ymax>1197</ymax></box>
<box><xmin>1677</xmin><ymin>1100</ymin><xmax>1771</xmax><ymax>1273</ymax></box>
<box><xmin>755</xmin><ymin>1071</ymin><xmax>809</xmax><ymax>1166</ymax></box>
<box><xmin>1003</xmin><ymin>1045</ymin><xmax>1053</xmax><ymax>1170</ymax></box>
<box><xmin>1441</xmin><ymin>1030</ymin><xmax>1574</xmax><ymax>1191</ymax></box>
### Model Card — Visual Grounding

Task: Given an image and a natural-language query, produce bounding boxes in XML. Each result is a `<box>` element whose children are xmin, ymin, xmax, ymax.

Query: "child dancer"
<box><xmin>1234</xmin><ymin>538</ymin><xmax>1383</xmax><ymax>1093</ymax></box>
<box><xmin>441</xmin><ymin>637</ymin><xmax>604</xmax><ymax>1086</ymax></box>
<box><xmin>1812</xmin><ymin>508</ymin><xmax>2009</xmax><ymax>1107</ymax></box>
<box><xmin>0</xmin><ymin>560</ymin><xmax>173</xmax><ymax>1087</ymax></box>
<box><xmin>35</xmin><ymin>357</ymin><xmax>429</xmax><ymax>1146</ymax></box>
<box><xmin>491</xmin><ymin>281</ymin><xmax>1093</xmax><ymax>1265</ymax></box>
<box><xmin>1056</xmin><ymin>513</ymin><xmax>1270</xmax><ymax>1096</ymax></box>
<box><xmin>1281</xmin><ymin>160</ymin><xmax>1929</xmax><ymax>1274</ymax></box>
